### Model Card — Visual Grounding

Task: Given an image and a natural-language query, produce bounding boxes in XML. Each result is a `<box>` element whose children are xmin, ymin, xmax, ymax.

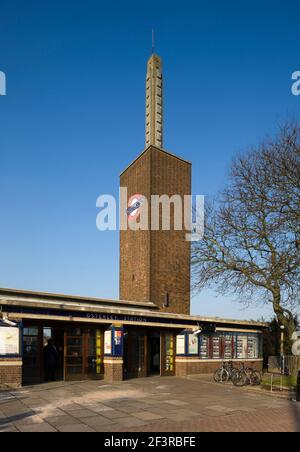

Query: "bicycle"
<box><xmin>214</xmin><ymin>361</ymin><xmax>236</xmax><ymax>383</ymax></box>
<box><xmin>232</xmin><ymin>363</ymin><xmax>262</xmax><ymax>387</ymax></box>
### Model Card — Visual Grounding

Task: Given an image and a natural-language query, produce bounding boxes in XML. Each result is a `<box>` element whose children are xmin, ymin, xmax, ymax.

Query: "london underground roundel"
<box><xmin>127</xmin><ymin>194</ymin><xmax>145</xmax><ymax>221</ymax></box>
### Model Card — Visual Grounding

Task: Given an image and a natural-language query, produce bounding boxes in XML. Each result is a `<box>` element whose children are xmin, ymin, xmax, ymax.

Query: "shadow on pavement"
<box><xmin>0</xmin><ymin>411</ymin><xmax>36</xmax><ymax>430</ymax></box>
<box><xmin>291</xmin><ymin>400</ymin><xmax>300</xmax><ymax>432</ymax></box>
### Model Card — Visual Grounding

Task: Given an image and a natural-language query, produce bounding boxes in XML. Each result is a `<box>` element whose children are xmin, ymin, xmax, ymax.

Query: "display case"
<box><xmin>236</xmin><ymin>335</ymin><xmax>248</xmax><ymax>359</ymax></box>
<box><xmin>212</xmin><ymin>336</ymin><xmax>221</xmax><ymax>359</ymax></box>
<box><xmin>247</xmin><ymin>335</ymin><xmax>259</xmax><ymax>359</ymax></box>
<box><xmin>200</xmin><ymin>336</ymin><xmax>209</xmax><ymax>359</ymax></box>
<box><xmin>223</xmin><ymin>335</ymin><xmax>234</xmax><ymax>360</ymax></box>
<box><xmin>188</xmin><ymin>334</ymin><xmax>199</xmax><ymax>355</ymax></box>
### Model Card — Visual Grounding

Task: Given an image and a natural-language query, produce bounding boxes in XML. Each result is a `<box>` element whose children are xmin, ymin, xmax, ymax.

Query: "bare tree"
<box><xmin>192</xmin><ymin>123</ymin><xmax>300</xmax><ymax>339</ymax></box>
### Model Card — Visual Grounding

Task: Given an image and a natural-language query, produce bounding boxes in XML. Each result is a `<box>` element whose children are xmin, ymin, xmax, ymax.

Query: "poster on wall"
<box><xmin>176</xmin><ymin>335</ymin><xmax>185</xmax><ymax>355</ymax></box>
<box><xmin>113</xmin><ymin>329</ymin><xmax>123</xmax><ymax>356</ymax></box>
<box><xmin>104</xmin><ymin>330</ymin><xmax>112</xmax><ymax>355</ymax></box>
<box><xmin>114</xmin><ymin>330</ymin><xmax>122</xmax><ymax>346</ymax></box>
<box><xmin>188</xmin><ymin>334</ymin><xmax>199</xmax><ymax>355</ymax></box>
<box><xmin>0</xmin><ymin>326</ymin><xmax>20</xmax><ymax>356</ymax></box>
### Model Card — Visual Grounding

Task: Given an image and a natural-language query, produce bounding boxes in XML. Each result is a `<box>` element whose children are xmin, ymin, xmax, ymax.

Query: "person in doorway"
<box><xmin>43</xmin><ymin>339</ymin><xmax>59</xmax><ymax>382</ymax></box>
<box><xmin>152</xmin><ymin>343</ymin><xmax>160</xmax><ymax>373</ymax></box>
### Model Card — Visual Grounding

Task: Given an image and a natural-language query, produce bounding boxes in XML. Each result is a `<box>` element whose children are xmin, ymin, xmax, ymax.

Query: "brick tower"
<box><xmin>119</xmin><ymin>54</ymin><xmax>191</xmax><ymax>315</ymax></box>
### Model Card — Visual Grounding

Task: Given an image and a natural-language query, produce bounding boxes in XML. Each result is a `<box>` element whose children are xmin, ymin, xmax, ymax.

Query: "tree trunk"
<box><xmin>272</xmin><ymin>291</ymin><xmax>296</xmax><ymax>353</ymax></box>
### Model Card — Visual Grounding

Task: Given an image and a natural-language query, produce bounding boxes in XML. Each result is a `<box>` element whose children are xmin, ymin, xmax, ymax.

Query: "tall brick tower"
<box><xmin>119</xmin><ymin>53</ymin><xmax>191</xmax><ymax>315</ymax></box>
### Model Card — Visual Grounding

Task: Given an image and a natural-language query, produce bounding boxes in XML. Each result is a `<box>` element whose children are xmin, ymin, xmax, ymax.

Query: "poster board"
<box><xmin>104</xmin><ymin>330</ymin><xmax>112</xmax><ymax>355</ymax></box>
<box><xmin>0</xmin><ymin>326</ymin><xmax>20</xmax><ymax>356</ymax></box>
<box><xmin>176</xmin><ymin>335</ymin><xmax>186</xmax><ymax>355</ymax></box>
<box><xmin>188</xmin><ymin>334</ymin><xmax>199</xmax><ymax>355</ymax></box>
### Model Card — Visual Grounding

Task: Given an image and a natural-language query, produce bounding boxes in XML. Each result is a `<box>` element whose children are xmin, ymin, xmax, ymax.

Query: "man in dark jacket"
<box><xmin>44</xmin><ymin>339</ymin><xmax>59</xmax><ymax>382</ymax></box>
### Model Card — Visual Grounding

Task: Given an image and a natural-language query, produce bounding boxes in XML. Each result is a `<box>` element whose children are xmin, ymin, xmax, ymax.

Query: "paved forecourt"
<box><xmin>0</xmin><ymin>376</ymin><xmax>299</xmax><ymax>432</ymax></box>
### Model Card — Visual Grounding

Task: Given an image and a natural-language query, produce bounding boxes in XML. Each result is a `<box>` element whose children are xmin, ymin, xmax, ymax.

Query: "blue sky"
<box><xmin>0</xmin><ymin>0</ymin><xmax>299</xmax><ymax>321</ymax></box>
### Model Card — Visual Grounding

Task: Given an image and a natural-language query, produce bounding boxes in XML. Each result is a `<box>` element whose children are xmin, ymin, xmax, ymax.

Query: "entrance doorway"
<box><xmin>123</xmin><ymin>329</ymin><xmax>176</xmax><ymax>380</ymax></box>
<box><xmin>64</xmin><ymin>327</ymin><xmax>104</xmax><ymax>381</ymax></box>
<box><xmin>22</xmin><ymin>326</ymin><xmax>64</xmax><ymax>385</ymax></box>
<box><xmin>22</xmin><ymin>324</ymin><xmax>104</xmax><ymax>385</ymax></box>
<box><xmin>123</xmin><ymin>330</ymin><xmax>147</xmax><ymax>379</ymax></box>
<box><xmin>148</xmin><ymin>333</ymin><xmax>160</xmax><ymax>376</ymax></box>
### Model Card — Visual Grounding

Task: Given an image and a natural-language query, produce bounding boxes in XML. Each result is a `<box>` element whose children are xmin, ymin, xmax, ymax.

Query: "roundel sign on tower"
<box><xmin>127</xmin><ymin>194</ymin><xmax>145</xmax><ymax>221</ymax></box>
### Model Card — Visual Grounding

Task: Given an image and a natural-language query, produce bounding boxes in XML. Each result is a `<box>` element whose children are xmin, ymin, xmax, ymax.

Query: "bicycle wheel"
<box><xmin>214</xmin><ymin>369</ymin><xmax>222</xmax><ymax>382</ymax></box>
<box><xmin>214</xmin><ymin>368</ymin><xmax>228</xmax><ymax>383</ymax></box>
<box><xmin>229</xmin><ymin>368</ymin><xmax>238</xmax><ymax>382</ymax></box>
<box><xmin>250</xmin><ymin>371</ymin><xmax>262</xmax><ymax>386</ymax></box>
<box><xmin>232</xmin><ymin>371</ymin><xmax>247</xmax><ymax>387</ymax></box>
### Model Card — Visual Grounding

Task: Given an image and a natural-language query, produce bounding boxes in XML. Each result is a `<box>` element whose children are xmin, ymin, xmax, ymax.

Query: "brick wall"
<box><xmin>0</xmin><ymin>358</ymin><xmax>22</xmax><ymax>389</ymax></box>
<box><xmin>104</xmin><ymin>358</ymin><xmax>124</xmax><ymax>383</ymax></box>
<box><xmin>120</xmin><ymin>149</ymin><xmax>151</xmax><ymax>304</ymax></box>
<box><xmin>150</xmin><ymin>148</ymin><xmax>191</xmax><ymax>315</ymax></box>
<box><xmin>176</xmin><ymin>358</ymin><xmax>264</xmax><ymax>377</ymax></box>
<box><xmin>120</xmin><ymin>146</ymin><xmax>191</xmax><ymax>315</ymax></box>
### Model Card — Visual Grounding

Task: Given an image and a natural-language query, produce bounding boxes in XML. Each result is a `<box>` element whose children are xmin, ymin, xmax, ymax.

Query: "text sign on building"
<box><xmin>0</xmin><ymin>326</ymin><xmax>20</xmax><ymax>356</ymax></box>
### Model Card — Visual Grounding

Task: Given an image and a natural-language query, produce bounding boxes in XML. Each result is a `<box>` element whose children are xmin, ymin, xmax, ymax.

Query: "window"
<box><xmin>23</xmin><ymin>327</ymin><xmax>39</xmax><ymax>359</ymax></box>
<box><xmin>43</xmin><ymin>327</ymin><xmax>52</xmax><ymax>346</ymax></box>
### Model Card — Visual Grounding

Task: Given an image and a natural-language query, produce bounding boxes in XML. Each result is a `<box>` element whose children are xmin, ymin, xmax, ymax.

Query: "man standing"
<box><xmin>44</xmin><ymin>339</ymin><xmax>59</xmax><ymax>382</ymax></box>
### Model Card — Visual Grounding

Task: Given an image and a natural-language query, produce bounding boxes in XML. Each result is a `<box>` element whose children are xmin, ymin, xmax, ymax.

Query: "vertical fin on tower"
<box><xmin>146</xmin><ymin>48</ymin><xmax>164</xmax><ymax>149</ymax></box>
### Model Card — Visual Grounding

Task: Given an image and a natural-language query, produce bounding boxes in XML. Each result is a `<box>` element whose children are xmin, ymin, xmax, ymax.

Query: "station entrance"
<box><xmin>123</xmin><ymin>328</ymin><xmax>176</xmax><ymax>379</ymax></box>
<box><xmin>22</xmin><ymin>322</ymin><xmax>176</xmax><ymax>385</ymax></box>
<box><xmin>22</xmin><ymin>323</ymin><xmax>104</xmax><ymax>385</ymax></box>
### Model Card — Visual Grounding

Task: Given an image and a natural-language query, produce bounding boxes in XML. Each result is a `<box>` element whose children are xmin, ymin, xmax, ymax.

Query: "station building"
<box><xmin>0</xmin><ymin>53</ymin><xmax>267</xmax><ymax>388</ymax></box>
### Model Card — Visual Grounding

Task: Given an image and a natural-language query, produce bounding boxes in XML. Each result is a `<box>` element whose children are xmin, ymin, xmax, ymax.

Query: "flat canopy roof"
<box><xmin>0</xmin><ymin>287</ymin><xmax>268</xmax><ymax>330</ymax></box>
<box><xmin>0</xmin><ymin>287</ymin><xmax>157</xmax><ymax>310</ymax></box>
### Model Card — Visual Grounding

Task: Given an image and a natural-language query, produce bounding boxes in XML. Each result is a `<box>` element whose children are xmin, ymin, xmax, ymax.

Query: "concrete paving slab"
<box><xmin>132</xmin><ymin>411</ymin><xmax>165</xmax><ymax>421</ymax></box>
<box><xmin>65</xmin><ymin>409</ymin><xmax>98</xmax><ymax>419</ymax></box>
<box><xmin>17</xmin><ymin>423</ymin><xmax>57</xmax><ymax>432</ymax></box>
<box><xmin>57</xmin><ymin>424</ymin><xmax>96</xmax><ymax>433</ymax></box>
<box><xmin>44</xmin><ymin>415</ymin><xmax>79</xmax><ymax>427</ymax></box>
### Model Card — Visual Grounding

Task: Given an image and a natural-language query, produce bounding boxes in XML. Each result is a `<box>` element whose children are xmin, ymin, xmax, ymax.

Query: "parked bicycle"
<box><xmin>214</xmin><ymin>361</ymin><xmax>237</xmax><ymax>383</ymax></box>
<box><xmin>231</xmin><ymin>363</ymin><xmax>262</xmax><ymax>387</ymax></box>
<box><xmin>214</xmin><ymin>362</ymin><xmax>261</xmax><ymax>387</ymax></box>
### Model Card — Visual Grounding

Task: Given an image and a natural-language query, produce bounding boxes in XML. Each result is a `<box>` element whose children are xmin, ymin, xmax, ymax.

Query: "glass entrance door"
<box><xmin>124</xmin><ymin>330</ymin><xmax>147</xmax><ymax>379</ymax></box>
<box><xmin>161</xmin><ymin>332</ymin><xmax>175</xmax><ymax>376</ymax></box>
<box><xmin>22</xmin><ymin>326</ymin><xmax>42</xmax><ymax>385</ymax></box>
<box><xmin>64</xmin><ymin>328</ymin><xmax>104</xmax><ymax>381</ymax></box>
<box><xmin>64</xmin><ymin>328</ymin><xmax>84</xmax><ymax>380</ymax></box>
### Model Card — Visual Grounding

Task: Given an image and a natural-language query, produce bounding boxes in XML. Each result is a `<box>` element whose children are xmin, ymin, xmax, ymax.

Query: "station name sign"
<box><xmin>3</xmin><ymin>305</ymin><xmax>199</xmax><ymax>327</ymax></box>
<box><xmin>86</xmin><ymin>312</ymin><xmax>148</xmax><ymax>323</ymax></box>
